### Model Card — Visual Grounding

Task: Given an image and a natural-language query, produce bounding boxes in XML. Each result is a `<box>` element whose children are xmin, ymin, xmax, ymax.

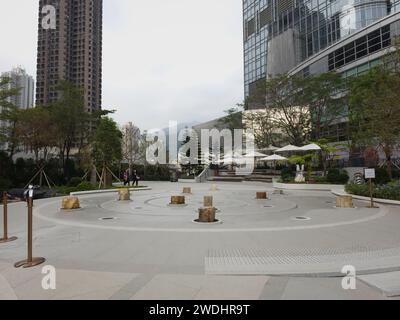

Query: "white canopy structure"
<box><xmin>261</xmin><ymin>154</ymin><xmax>288</xmax><ymax>161</ymax></box>
<box><xmin>275</xmin><ymin>145</ymin><xmax>301</xmax><ymax>153</ymax></box>
<box><xmin>243</xmin><ymin>151</ymin><xmax>268</xmax><ymax>158</ymax></box>
<box><xmin>299</xmin><ymin>143</ymin><xmax>321</xmax><ymax>151</ymax></box>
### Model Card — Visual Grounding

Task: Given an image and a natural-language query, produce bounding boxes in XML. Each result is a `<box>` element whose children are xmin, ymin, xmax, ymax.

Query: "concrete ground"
<box><xmin>1</xmin><ymin>181</ymin><xmax>400</xmax><ymax>300</ymax></box>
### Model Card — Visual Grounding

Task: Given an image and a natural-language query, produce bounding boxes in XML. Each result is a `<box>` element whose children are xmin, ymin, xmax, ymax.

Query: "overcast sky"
<box><xmin>0</xmin><ymin>0</ymin><xmax>244</xmax><ymax>131</ymax></box>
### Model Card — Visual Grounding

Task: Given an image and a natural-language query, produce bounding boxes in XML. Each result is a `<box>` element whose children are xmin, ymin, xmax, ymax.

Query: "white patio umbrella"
<box><xmin>275</xmin><ymin>145</ymin><xmax>301</xmax><ymax>153</ymax></box>
<box><xmin>261</xmin><ymin>154</ymin><xmax>288</xmax><ymax>170</ymax></box>
<box><xmin>215</xmin><ymin>151</ymin><xmax>246</xmax><ymax>165</ymax></box>
<box><xmin>261</xmin><ymin>154</ymin><xmax>288</xmax><ymax>161</ymax></box>
<box><xmin>299</xmin><ymin>143</ymin><xmax>321</xmax><ymax>151</ymax></box>
<box><xmin>243</xmin><ymin>151</ymin><xmax>268</xmax><ymax>158</ymax></box>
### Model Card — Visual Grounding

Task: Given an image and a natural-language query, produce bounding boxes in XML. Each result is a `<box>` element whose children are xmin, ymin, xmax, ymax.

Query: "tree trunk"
<box><xmin>384</xmin><ymin>146</ymin><xmax>393</xmax><ymax>180</ymax></box>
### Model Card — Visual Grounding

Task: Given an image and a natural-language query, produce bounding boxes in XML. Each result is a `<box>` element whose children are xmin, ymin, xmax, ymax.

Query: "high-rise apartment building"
<box><xmin>36</xmin><ymin>0</ymin><xmax>103</xmax><ymax>112</ymax></box>
<box><xmin>1</xmin><ymin>67</ymin><xmax>34</xmax><ymax>110</ymax></box>
<box><xmin>243</xmin><ymin>0</ymin><xmax>400</xmax><ymax>111</ymax></box>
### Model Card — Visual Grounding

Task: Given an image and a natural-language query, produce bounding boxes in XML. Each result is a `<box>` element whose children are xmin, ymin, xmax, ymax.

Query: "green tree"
<box><xmin>349</xmin><ymin>66</ymin><xmax>400</xmax><ymax>178</ymax></box>
<box><xmin>91</xmin><ymin>117</ymin><xmax>122</xmax><ymax>169</ymax></box>
<box><xmin>314</xmin><ymin>138</ymin><xmax>341</xmax><ymax>176</ymax></box>
<box><xmin>220</xmin><ymin>104</ymin><xmax>243</xmax><ymax>131</ymax></box>
<box><xmin>48</xmin><ymin>81</ymin><xmax>91</xmax><ymax>177</ymax></box>
<box><xmin>298</xmin><ymin>72</ymin><xmax>348</xmax><ymax>140</ymax></box>
<box><xmin>265</xmin><ymin>74</ymin><xmax>311</xmax><ymax>146</ymax></box>
<box><xmin>243</xmin><ymin>108</ymin><xmax>283</xmax><ymax>148</ymax></box>
<box><xmin>15</xmin><ymin>106</ymin><xmax>57</xmax><ymax>162</ymax></box>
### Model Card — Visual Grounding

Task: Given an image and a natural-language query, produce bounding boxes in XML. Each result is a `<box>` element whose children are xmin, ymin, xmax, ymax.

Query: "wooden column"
<box><xmin>336</xmin><ymin>196</ymin><xmax>354</xmax><ymax>208</ymax></box>
<box><xmin>198</xmin><ymin>207</ymin><xmax>216</xmax><ymax>223</ymax></box>
<box><xmin>256</xmin><ymin>192</ymin><xmax>268</xmax><ymax>199</ymax></box>
<box><xmin>170</xmin><ymin>196</ymin><xmax>185</xmax><ymax>205</ymax></box>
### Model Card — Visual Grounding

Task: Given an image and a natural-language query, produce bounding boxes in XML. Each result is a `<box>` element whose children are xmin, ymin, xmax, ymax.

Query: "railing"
<box><xmin>195</xmin><ymin>165</ymin><xmax>211</xmax><ymax>183</ymax></box>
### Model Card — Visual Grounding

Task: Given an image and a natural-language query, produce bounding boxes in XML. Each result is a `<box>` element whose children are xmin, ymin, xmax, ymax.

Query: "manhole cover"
<box><xmin>293</xmin><ymin>216</ymin><xmax>311</xmax><ymax>221</ymax></box>
<box><xmin>264</xmin><ymin>205</ymin><xmax>274</xmax><ymax>208</ymax></box>
<box><xmin>99</xmin><ymin>217</ymin><xmax>118</xmax><ymax>221</ymax></box>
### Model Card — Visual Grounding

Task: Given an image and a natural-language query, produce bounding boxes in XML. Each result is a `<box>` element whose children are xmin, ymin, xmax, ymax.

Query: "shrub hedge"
<box><xmin>327</xmin><ymin>169</ymin><xmax>349</xmax><ymax>184</ymax></box>
<box><xmin>345</xmin><ymin>183</ymin><xmax>400</xmax><ymax>201</ymax></box>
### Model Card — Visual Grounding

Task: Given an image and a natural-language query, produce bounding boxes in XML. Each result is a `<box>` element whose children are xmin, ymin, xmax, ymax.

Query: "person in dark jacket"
<box><xmin>131</xmin><ymin>170</ymin><xmax>140</xmax><ymax>187</ymax></box>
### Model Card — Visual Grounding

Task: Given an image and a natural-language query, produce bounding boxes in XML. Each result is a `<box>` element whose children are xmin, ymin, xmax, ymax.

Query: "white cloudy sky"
<box><xmin>0</xmin><ymin>0</ymin><xmax>244</xmax><ymax>131</ymax></box>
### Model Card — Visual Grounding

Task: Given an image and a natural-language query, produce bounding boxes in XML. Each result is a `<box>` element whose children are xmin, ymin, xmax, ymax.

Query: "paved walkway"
<box><xmin>1</xmin><ymin>181</ymin><xmax>400</xmax><ymax>300</ymax></box>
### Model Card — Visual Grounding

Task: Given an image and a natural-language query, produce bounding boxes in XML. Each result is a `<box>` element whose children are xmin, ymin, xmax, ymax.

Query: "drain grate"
<box><xmin>99</xmin><ymin>217</ymin><xmax>118</xmax><ymax>221</ymax></box>
<box><xmin>293</xmin><ymin>216</ymin><xmax>311</xmax><ymax>221</ymax></box>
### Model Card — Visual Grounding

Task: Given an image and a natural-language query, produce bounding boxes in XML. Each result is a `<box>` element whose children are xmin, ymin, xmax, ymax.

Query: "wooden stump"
<box><xmin>198</xmin><ymin>207</ymin><xmax>216</xmax><ymax>223</ymax></box>
<box><xmin>62</xmin><ymin>197</ymin><xmax>80</xmax><ymax>210</ymax></box>
<box><xmin>204</xmin><ymin>196</ymin><xmax>213</xmax><ymax>207</ymax></box>
<box><xmin>336</xmin><ymin>196</ymin><xmax>354</xmax><ymax>208</ymax></box>
<box><xmin>170</xmin><ymin>196</ymin><xmax>185</xmax><ymax>205</ymax></box>
<box><xmin>256</xmin><ymin>192</ymin><xmax>268</xmax><ymax>200</ymax></box>
<box><xmin>118</xmin><ymin>188</ymin><xmax>131</xmax><ymax>201</ymax></box>
<box><xmin>210</xmin><ymin>184</ymin><xmax>218</xmax><ymax>192</ymax></box>
<box><xmin>183</xmin><ymin>187</ymin><xmax>192</xmax><ymax>194</ymax></box>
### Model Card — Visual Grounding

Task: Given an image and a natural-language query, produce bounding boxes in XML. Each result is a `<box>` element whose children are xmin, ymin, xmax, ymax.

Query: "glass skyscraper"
<box><xmin>243</xmin><ymin>0</ymin><xmax>400</xmax><ymax>106</ymax></box>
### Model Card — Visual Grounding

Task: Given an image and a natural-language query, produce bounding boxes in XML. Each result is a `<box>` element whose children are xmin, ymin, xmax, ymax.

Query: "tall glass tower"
<box><xmin>243</xmin><ymin>0</ymin><xmax>400</xmax><ymax>108</ymax></box>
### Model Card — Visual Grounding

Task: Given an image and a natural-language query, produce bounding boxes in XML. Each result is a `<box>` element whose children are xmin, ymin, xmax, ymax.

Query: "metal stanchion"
<box><xmin>0</xmin><ymin>192</ymin><xmax>17</xmax><ymax>244</ymax></box>
<box><xmin>14</xmin><ymin>189</ymin><xmax>45</xmax><ymax>268</ymax></box>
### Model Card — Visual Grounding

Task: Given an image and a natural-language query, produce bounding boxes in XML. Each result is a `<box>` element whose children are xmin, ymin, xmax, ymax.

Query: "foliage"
<box><xmin>133</xmin><ymin>165</ymin><xmax>171</xmax><ymax>181</ymax></box>
<box><xmin>91</xmin><ymin>117</ymin><xmax>122</xmax><ymax>167</ymax></box>
<box><xmin>220</xmin><ymin>104</ymin><xmax>243</xmax><ymax>131</ymax></box>
<box><xmin>314</xmin><ymin>138</ymin><xmax>342</xmax><ymax>175</ymax></box>
<box><xmin>327</xmin><ymin>168</ymin><xmax>349</xmax><ymax>184</ymax></box>
<box><xmin>265</xmin><ymin>74</ymin><xmax>312</xmax><ymax>146</ymax></box>
<box><xmin>280</xmin><ymin>167</ymin><xmax>295</xmax><ymax>183</ymax></box>
<box><xmin>15</xmin><ymin>106</ymin><xmax>57</xmax><ymax>161</ymax></box>
<box><xmin>310</xmin><ymin>176</ymin><xmax>329</xmax><ymax>184</ymax></box>
<box><xmin>298</xmin><ymin>72</ymin><xmax>348</xmax><ymax>140</ymax></box>
<box><xmin>349</xmin><ymin>59</ymin><xmax>400</xmax><ymax>179</ymax></box>
<box><xmin>0</xmin><ymin>177</ymin><xmax>12</xmax><ymax>195</ymax></box>
<box><xmin>67</xmin><ymin>177</ymin><xmax>83</xmax><ymax>188</ymax></box>
<box><xmin>48</xmin><ymin>81</ymin><xmax>90</xmax><ymax>173</ymax></box>
<box><xmin>243</xmin><ymin>108</ymin><xmax>284</xmax><ymax>148</ymax></box>
<box><xmin>121</xmin><ymin>122</ymin><xmax>141</xmax><ymax>172</ymax></box>
<box><xmin>374</xmin><ymin>167</ymin><xmax>391</xmax><ymax>185</ymax></box>
<box><xmin>58</xmin><ymin>181</ymin><xmax>96</xmax><ymax>195</ymax></box>
<box><xmin>346</xmin><ymin>183</ymin><xmax>400</xmax><ymax>201</ymax></box>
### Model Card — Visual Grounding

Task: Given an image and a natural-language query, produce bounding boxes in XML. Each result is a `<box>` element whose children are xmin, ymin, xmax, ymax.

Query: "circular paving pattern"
<box><xmin>33</xmin><ymin>184</ymin><xmax>387</xmax><ymax>232</ymax></box>
<box><xmin>27</xmin><ymin>182</ymin><xmax>400</xmax><ymax>276</ymax></box>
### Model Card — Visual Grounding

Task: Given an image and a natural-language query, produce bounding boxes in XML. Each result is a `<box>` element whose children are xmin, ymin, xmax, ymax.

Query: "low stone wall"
<box><xmin>70</xmin><ymin>187</ymin><xmax>151</xmax><ymax>196</ymax></box>
<box><xmin>273</xmin><ymin>180</ymin><xmax>344</xmax><ymax>191</ymax></box>
<box><xmin>331</xmin><ymin>189</ymin><xmax>400</xmax><ymax>206</ymax></box>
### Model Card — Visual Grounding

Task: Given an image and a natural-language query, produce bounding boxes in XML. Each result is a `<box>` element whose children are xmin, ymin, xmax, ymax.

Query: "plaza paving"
<box><xmin>1</xmin><ymin>181</ymin><xmax>400</xmax><ymax>300</ymax></box>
